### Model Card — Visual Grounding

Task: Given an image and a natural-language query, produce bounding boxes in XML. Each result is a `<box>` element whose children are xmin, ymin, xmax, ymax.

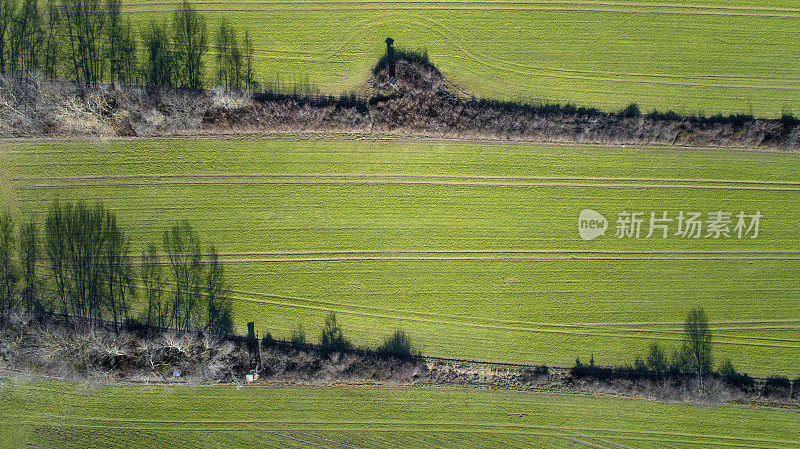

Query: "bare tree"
<box><xmin>0</xmin><ymin>212</ymin><xmax>17</xmax><ymax>319</ymax></box>
<box><xmin>172</xmin><ymin>0</ymin><xmax>207</xmax><ymax>89</ymax></box>
<box><xmin>105</xmin><ymin>0</ymin><xmax>122</xmax><ymax>87</ymax></box>
<box><xmin>41</xmin><ymin>0</ymin><xmax>60</xmax><ymax>78</ymax></box>
<box><xmin>44</xmin><ymin>201</ymin><xmax>127</xmax><ymax>327</ymax></box>
<box><xmin>9</xmin><ymin>0</ymin><xmax>43</xmax><ymax>76</ymax></box>
<box><xmin>117</xmin><ymin>18</ymin><xmax>137</xmax><ymax>84</ymax></box>
<box><xmin>103</xmin><ymin>212</ymin><xmax>135</xmax><ymax>332</ymax></box>
<box><xmin>214</xmin><ymin>19</ymin><xmax>241</xmax><ymax>90</ymax></box>
<box><xmin>205</xmin><ymin>246</ymin><xmax>232</xmax><ymax>335</ymax></box>
<box><xmin>683</xmin><ymin>307</ymin><xmax>713</xmax><ymax>388</ymax></box>
<box><xmin>0</xmin><ymin>0</ymin><xmax>15</xmax><ymax>73</ymax></box>
<box><xmin>162</xmin><ymin>220</ymin><xmax>203</xmax><ymax>331</ymax></box>
<box><xmin>242</xmin><ymin>30</ymin><xmax>255</xmax><ymax>91</ymax></box>
<box><xmin>141</xmin><ymin>242</ymin><xmax>166</xmax><ymax>327</ymax></box>
<box><xmin>61</xmin><ymin>0</ymin><xmax>106</xmax><ymax>85</ymax></box>
<box><xmin>141</xmin><ymin>19</ymin><xmax>172</xmax><ymax>87</ymax></box>
<box><xmin>20</xmin><ymin>221</ymin><xmax>41</xmax><ymax>313</ymax></box>
<box><xmin>44</xmin><ymin>200</ymin><xmax>68</xmax><ymax>317</ymax></box>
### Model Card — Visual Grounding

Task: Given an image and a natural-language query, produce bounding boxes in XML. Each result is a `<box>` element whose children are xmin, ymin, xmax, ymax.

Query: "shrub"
<box><xmin>376</xmin><ymin>329</ymin><xmax>419</xmax><ymax>360</ymax></box>
<box><xmin>519</xmin><ymin>365</ymin><xmax>549</xmax><ymax>383</ymax></box>
<box><xmin>290</xmin><ymin>326</ymin><xmax>307</xmax><ymax>346</ymax></box>
<box><xmin>647</xmin><ymin>109</ymin><xmax>682</xmax><ymax>121</ymax></box>
<box><xmin>763</xmin><ymin>376</ymin><xmax>791</xmax><ymax>398</ymax></box>
<box><xmin>780</xmin><ymin>113</ymin><xmax>799</xmax><ymax>127</ymax></box>
<box><xmin>261</xmin><ymin>332</ymin><xmax>274</xmax><ymax>349</ymax></box>
<box><xmin>645</xmin><ymin>342</ymin><xmax>668</xmax><ymax>375</ymax></box>
<box><xmin>718</xmin><ymin>359</ymin><xmax>755</xmax><ymax>392</ymax></box>
<box><xmin>570</xmin><ymin>357</ymin><xmax>615</xmax><ymax>381</ymax></box>
<box><xmin>373</xmin><ymin>47</ymin><xmax>430</xmax><ymax>74</ymax></box>
<box><xmin>320</xmin><ymin>313</ymin><xmax>351</xmax><ymax>352</ymax></box>
<box><xmin>619</xmin><ymin>103</ymin><xmax>641</xmax><ymax>118</ymax></box>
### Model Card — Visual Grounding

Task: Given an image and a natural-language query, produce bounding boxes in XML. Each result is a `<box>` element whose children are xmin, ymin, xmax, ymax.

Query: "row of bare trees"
<box><xmin>0</xmin><ymin>0</ymin><xmax>256</xmax><ymax>90</ymax></box>
<box><xmin>0</xmin><ymin>201</ymin><xmax>233</xmax><ymax>334</ymax></box>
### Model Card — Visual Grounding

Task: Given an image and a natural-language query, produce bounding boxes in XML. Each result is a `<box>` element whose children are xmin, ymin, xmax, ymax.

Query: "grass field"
<box><xmin>2</xmin><ymin>138</ymin><xmax>799</xmax><ymax>376</ymax></box>
<box><xmin>1</xmin><ymin>378</ymin><xmax>800</xmax><ymax>448</ymax></box>
<box><xmin>114</xmin><ymin>0</ymin><xmax>800</xmax><ymax>117</ymax></box>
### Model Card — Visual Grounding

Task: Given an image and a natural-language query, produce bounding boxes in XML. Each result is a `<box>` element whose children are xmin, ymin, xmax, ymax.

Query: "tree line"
<box><xmin>0</xmin><ymin>0</ymin><xmax>256</xmax><ymax>89</ymax></box>
<box><xmin>572</xmin><ymin>307</ymin><xmax>761</xmax><ymax>392</ymax></box>
<box><xmin>1</xmin><ymin>200</ymin><xmax>419</xmax><ymax>359</ymax></box>
<box><xmin>0</xmin><ymin>201</ymin><xmax>233</xmax><ymax>335</ymax></box>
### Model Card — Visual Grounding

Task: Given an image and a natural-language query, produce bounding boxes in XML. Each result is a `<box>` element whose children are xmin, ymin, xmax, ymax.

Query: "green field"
<box><xmin>117</xmin><ymin>0</ymin><xmax>800</xmax><ymax>117</ymax></box>
<box><xmin>1</xmin><ymin>378</ymin><xmax>799</xmax><ymax>448</ymax></box>
<box><xmin>2</xmin><ymin>138</ymin><xmax>800</xmax><ymax>376</ymax></box>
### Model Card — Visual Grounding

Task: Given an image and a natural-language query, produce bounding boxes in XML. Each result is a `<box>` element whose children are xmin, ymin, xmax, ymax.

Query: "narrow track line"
<box><xmin>113</xmin><ymin>6</ymin><xmax>800</xmax><ymax>18</ymax></box>
<box><xmin>296</xmin><ymin>433</ymin><xmax>359</xmax><ymax>449</ymax></box>
<box><xmin>114</xmin><ymin>0</ymin><xmax>800</xmax><ymax>15</ymax></box>
<box><xmin>14</xmin><ymin>179</ymin><xmax>800</xmax><ymax>191</ymax></box>
<box><xmin>11</xmin><ymin>415</ymin><xmax>800</xmax><ymax>447</ymax></box>
<box><xmin>13</xmin><ymin>173</ymin><xmax>800</xmax><ymax>186</ymax></box>
<box><xmin>271</xmin><ymin>432</ymin><xmax>333</xmax><ymax>448</ymax></box>
<box><xmin>117</xmin><ymin>250</ymin><xmax>800</xmax><ymax>259</ymax></box>
<box><xmin>106</xmin><ymin>256</ymin><xmax>800</xmax><ymax>264</ymax></box>
<box><xmin>234</xmin><ymin>295</ymin><xmax>800</xmax><ymax>348</ymax></box>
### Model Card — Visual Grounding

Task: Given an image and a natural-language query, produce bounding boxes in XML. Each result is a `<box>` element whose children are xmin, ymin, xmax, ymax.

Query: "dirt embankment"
<box><xmin>3</xmin><ymin>62</ymin><xmax>800</xmax><ymax>150</ymax></box>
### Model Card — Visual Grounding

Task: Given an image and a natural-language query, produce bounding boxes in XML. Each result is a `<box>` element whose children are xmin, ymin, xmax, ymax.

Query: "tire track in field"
<box><xmin>224</xmin><ymin>285</ymin><xmax>800</xmax><ymax>341</ymax></box>
<box><xmin>42</xmin><ymin>260</ymin><xmax>800</xmax><ymax>338</ymax></box>
<box><xmin>373</xmin><ymin>12</ymin><xmax>800</xmax><ymax>97</ymax></box>
<box><xmin>13</xmin><ymin>414</ymin><xmax>800</xmax><ymax>448</ymax></box>
<box><xmin>29</xmin><ymin>265</ymin><xmax>800</xmax><ymax>348</ymax></box>
<box><xmin>116</xmin><ymin>5</ymin><xmax>800</xmax><ymax>19</ymax></box>
<box><xmin>296</xmin><ymin>433</ymin><xmax>358</xmax><ymax>449</ymax></box>
<box><xmin>105</xmin><ymin>255</ymin><xmax>800</xmax><ymax>264</ymax></box>
<box><xmin>113</xmin><ymin>272</ymin><xmax>800</xmax><ymax>345</ymax></box>
<box><xmin>125</xmin><ymin>0</ymin><xmax>800</xmax><ymax>94</ymax></box>
<box><xmin>238</xmin><ymin>2</ymin><xmax>800</xmax><ymax>90</ymax></box>
<box><xmin>403</xmin><ymin>11</ymin><xmax>800</xmax><ymax>97</ymax></box>
<box><xmin>590</xmin><ymin>438</ymin><xmax>634</xmax><ymax>449</ymax></box>
<box><xmin>118</xmin><ymin>1</ymin><xmax>800</xmax><ymax>15</ymax></box>
<box><xmin>236</xmin><ymin>294</ymin><xmax>800</xmax><ymax>348</ymax></box>
<box><xmin>225</xmin><ymin>287</ymin><xmax>800</xmax><ymax>346</ymax></box>
<box><xmin>14</xmin><ymin>173</ymin><xmax>800</xmax><ymax>186</ymax></box>
<box><xmin>13</xmin><ymin>178</ymin><xmax>800</xmax><ymax>191</ymax></box>
<box><xmin>557</xmin><ymin>435</ymin><xmax>609</xmax><ymax>448</ymax></box>
<box><xmin>32</xmin><ymin>261</ymin><xmax>800</xmax><ymax>347</ymax></box>
<box><xmin>270</xmin><ymin>432</ymin><xmax>333</xmax><ymax>448</ymax></box>
<box><xmin>119</xmin><ymin>250</ymin><xmax>800</xmax><ymax>258</ymax></box>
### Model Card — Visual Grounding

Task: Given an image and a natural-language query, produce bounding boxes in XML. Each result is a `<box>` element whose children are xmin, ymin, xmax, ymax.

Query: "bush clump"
<box><xmin>618</xmin><ymin>103</ymin><xmax>641</xmax><ymax>118</ymax></box>
<box><xmin>320</xmin><ymin>313</ymin><xmax>351</xmax><ymax>353</ymax></box>
<box><xmin>763</xmin><ymin>376</ymin><xmax>792</xmax><ymax>398</ymax></box>
<box><xmin>376</xmin><ymin>329</ymin><xmax>419</xmax><ymax>360</ymax></box>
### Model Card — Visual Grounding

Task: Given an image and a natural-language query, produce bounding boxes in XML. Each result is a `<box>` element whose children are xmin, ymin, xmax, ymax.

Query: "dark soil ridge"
<box><xmin>2</xmin><ymin>61</ymin><xmax>800</xmax><ymax>150</ymax></box>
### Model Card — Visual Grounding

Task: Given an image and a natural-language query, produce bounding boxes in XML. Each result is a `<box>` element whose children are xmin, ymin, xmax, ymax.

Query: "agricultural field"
<box><xmin>118</xmin><ymin>0</ymin><xmax>800</xmax><ymax>117</ymax></box>
<box><xmin>2</xmin><ymin>378</ymin><xmax>800</xmax><ymax>448</ymax></box>
<box><xmin>2</xmin><ymin>138</ymin><xmax>800</xmax><ymax>376</ymax></box>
